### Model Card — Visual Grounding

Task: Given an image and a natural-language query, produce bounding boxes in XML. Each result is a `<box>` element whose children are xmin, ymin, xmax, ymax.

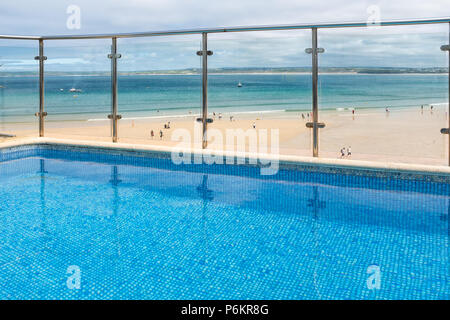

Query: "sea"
<box><xmin>0</xmin><ymin>73</ymin><xmax>447</xmax><ymax>123</ymax></box>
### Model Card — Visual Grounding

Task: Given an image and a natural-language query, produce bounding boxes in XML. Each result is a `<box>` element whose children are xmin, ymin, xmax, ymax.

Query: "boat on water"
<box><xmin>237</xmin><ymin>82</ymin><xmax>243</xmax><ymax>87</ymax></box>
<box><xmin>69</xmin><ymin>88</ymin><xmax>82</xmax><ymax>93</ymax></box>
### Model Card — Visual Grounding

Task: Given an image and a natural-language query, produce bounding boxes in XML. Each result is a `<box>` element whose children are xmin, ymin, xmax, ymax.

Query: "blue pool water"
<box><xmin>0</xmin><ymin>145</ymin><xmax>448</xmax><ymax>300</ymax></box>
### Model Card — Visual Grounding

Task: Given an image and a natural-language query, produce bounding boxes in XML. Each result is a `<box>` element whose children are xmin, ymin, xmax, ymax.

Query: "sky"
<box><xmin>0</xmin><ymin>0</ymin><xmax>449</xmax><ymax>71</ymax></box>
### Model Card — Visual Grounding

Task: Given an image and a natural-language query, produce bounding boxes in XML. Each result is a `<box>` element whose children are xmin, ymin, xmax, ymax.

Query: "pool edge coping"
<box><xmin>1</xmin><ymin>137</ymin><xmax>449</xmax><ymax>178</ymax></box>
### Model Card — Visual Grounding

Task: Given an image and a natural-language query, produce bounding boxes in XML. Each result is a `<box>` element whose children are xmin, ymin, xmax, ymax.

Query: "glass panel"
<box><xmin>0</xmin><ymin>41</ymin><xmax>38</xmax><ymax>141</ymax></box>
<box><xmin>318</xmin><ymin>24</ymin><xmax>448</xmax><ymax>166</ymax></box>
<box><xmin>44</xmin><ymin>40</ymin><xmax>112</xmax><ymax>141</ymax></box>
<box><xmin>117</xmin><ymin>36</ymin><xmax>201</xmax><ymax>145</ymax></box>
<box><xmin>208</xmin><ymin>30</ymin><xmax>312</xmax><ymax>156</ymax></box>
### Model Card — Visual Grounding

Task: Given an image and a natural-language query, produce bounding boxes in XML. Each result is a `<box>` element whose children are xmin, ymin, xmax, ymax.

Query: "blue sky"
<box><xmin>0</xmin><ymin>0</ymin><xmax>449</xmax><ymax>71</ymax></box>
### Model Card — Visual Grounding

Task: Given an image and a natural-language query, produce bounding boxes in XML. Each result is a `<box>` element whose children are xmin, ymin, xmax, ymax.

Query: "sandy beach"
<box><xmin>1</xmin><ymin>105</ymin><xmax>448</xmax><ymax>166</ymax></box>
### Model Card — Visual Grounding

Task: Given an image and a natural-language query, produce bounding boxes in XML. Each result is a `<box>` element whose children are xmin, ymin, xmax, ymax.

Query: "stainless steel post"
<box><xmin>305</xmin><ymin>28</ymin><xmax>325</xmax><ymax>157</ymax></box>
<box><xmin>312</xmin><ymin>28</ymin><xmax>319</xmax><ymax>157</ymax></box>
<box><xmin>35</xmin><ymin>39</ymin><xmax>47</xmax><ymax>137</ymax></box>
<box><xmin>440</xmin><ymin>23</ymin><xmax>450</xmax><ymax>166</ymax></box>
<box><xmin>197</xmin><ymin>33</ymin><xmax>213</xmax><ymax>149</ymax></box>
<box><xmin>108</xmin><ymin>37</ymin><xmax>122</xmax><ymax>143</ymax></box>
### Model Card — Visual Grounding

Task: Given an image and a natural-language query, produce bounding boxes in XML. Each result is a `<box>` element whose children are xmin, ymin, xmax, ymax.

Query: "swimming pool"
<box><xmin>0</xmin><ymin>144</ymin><xmax>448</xmax><ymax>300</ymax></box>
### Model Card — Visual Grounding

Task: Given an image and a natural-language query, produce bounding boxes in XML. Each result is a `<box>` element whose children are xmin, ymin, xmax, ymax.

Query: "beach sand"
<box><xmin>1</xmin><ymin>106</ymin><xmax>448</xmax><ymax>166</ymax></box>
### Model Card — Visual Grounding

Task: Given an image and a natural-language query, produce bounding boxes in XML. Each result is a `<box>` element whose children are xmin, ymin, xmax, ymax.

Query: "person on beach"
<box><xmin>168</xmin><ymin>121</ymin><xmax>171</xmax><ymax>129</ymax></box>
<box><xmin>230</xmin><ymin>116</ymin><xmax>234</xmax><ymax>121</ymax></box>
<box><xmin>385</xmin><ymin>107</ymin><xmax>389</xmax><ymax>113</ymax></box>
<box><xmin>301</xmin><ymin>113</ymin><xmax>305</xmax><ymax>120</ymax></box>
<box><xmin>347</xmin><ymin>146</ymin><xmax>352</xmax><ymax>157</ymax></box>
<box><xmin>352</xmin><ymin>109</ymin><xmax>355</xmax><ymax>115</ymax></box>
<box><xmin>150</xmin><ymin>130</ymin><xmax>154</xmax><ymax>139</ymax></box>
<box><xmin>159</xmin><ymin>130</ymin><xmax>163</xmax><ymax>140</ymax></box>
<box><xmin>252</xmin><ymin>122</ymin><xmax>256</xmax><ymax>129</ymax></box>
<box><xmin>219</xmin><ymin>113</ymin><xmax>222</xmax><ymax>120</ymax></box>
<box><xmin>340</xmin><ymin>147</ymin><xmax>346</xmax><ymax>158</ymax></box>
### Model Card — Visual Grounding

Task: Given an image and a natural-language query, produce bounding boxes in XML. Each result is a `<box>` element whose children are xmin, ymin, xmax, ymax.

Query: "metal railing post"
<box><xmin>108</xmin><ymin>37</ymin><xmax>122</xmax><ymax>143</ymax></box>
<box><xmin>34</xmin><ymin>39</ymin><xmax>47</xmax><ymax>137</ymax></box>
<box><xmin>305</xmin><ymin>28</ymin><xmax>325</xmax><ymax>157</ymax></box>
<box><xmin>440</xmin><ymin>23</ymin><xmax>450</xmax><ymax>166</ymax></box>
<box><xmin>197</xmin><ymin>33</ymin><xmax>213</xmax><ymax>149</ymax></box>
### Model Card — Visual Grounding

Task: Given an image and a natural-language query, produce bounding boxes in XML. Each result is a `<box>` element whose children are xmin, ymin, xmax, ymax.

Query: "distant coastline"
<box><xmin>0</xmin><ymin>73</ymin><xmax>446</xmax><ymax>124</ymax></box>
<box><xmin>0</xmin><ymin>66</ymin><xmax>448</xmax><ymax>77</ymax></box>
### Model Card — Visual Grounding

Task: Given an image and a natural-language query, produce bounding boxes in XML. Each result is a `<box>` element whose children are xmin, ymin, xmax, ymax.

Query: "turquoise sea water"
<box><xmin>0</xmin><ymin>73</ymin><xmax>447</xmax><ymax>123</ymax></box>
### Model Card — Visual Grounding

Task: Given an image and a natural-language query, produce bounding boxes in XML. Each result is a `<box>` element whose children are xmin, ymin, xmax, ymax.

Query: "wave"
<box><xmin>228</xmin><ymin>109</ymin><xmax>286</xmax><ymax>115</ymax></box>
<box><xmin>87</xmin><ymin>109</ymin><xmax>288</xmax><ymax>122</ymax></box>
<box><xmin>88</xmin><ymin>113</ymin><xmax>200</xmax><ymax>122</ymax></box>
<box><xmin>429</xmin><ymin>102</ymin><xmax>449</xmax><ymax>106</ymax></box>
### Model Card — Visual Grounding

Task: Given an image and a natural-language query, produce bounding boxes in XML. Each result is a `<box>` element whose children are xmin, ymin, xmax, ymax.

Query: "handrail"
<box><xmin>0</xmin><ymin>17</ymin><xmax>448</xmax><ymax>165</ymax></box>
<box><xmin>0</xmin><ymin>17</ymin><xmax>449</xmax><ymax>40</ymax></box>
<box><xmin>0</xmin><ymin>35</ymin><xmax>41</xmax><ymax>40</ymax></box>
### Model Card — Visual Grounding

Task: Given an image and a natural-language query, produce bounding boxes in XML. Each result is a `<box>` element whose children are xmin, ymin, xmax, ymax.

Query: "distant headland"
<box><xmin>0</xmin><ymin>66</ymin><xmax>448</xmax><ymax>77</ymax></box>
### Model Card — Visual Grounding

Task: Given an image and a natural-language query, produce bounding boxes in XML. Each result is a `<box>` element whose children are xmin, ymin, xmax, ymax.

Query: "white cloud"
<box><xmin>0</xmin><ymin>0</ymin><xmax>448</xmax><ymax>35</ymax></box>
<box><xmin>0</xmin><ymin>0</ymin><xmax>448</xmax><ymax>70</ymax></box>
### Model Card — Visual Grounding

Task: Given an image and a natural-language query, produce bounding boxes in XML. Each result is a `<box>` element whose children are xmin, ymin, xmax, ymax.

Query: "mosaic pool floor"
<box><xmin>0</xmin><ymin>146</ymin><xmax>448</xmax><ymax>299</ymax></box>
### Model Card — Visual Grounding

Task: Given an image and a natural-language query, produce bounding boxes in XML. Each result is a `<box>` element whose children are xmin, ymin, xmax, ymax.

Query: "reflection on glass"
<box><xmin>317</xmin><ymin>25</ymin><xmax>448</xmax><ymax>165</ymax></box>
<box><xmin>116</xmin><ymin>36</ymin><xmax>202</xmax><ymax>144</ymax></box>
<box><xmin>44</xmin><ymin>40</ymin><xmax>112</xmax><ymax>140</ymax></box>
<box><xmin>0</xmin><ymin>43</ymin><xmax>38</xmax><ymax>138</ymax></box>
<box><xmin>207</xmin><ymin>31</ymin><xmax>313</xmax><ymax>156</ymax></box>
